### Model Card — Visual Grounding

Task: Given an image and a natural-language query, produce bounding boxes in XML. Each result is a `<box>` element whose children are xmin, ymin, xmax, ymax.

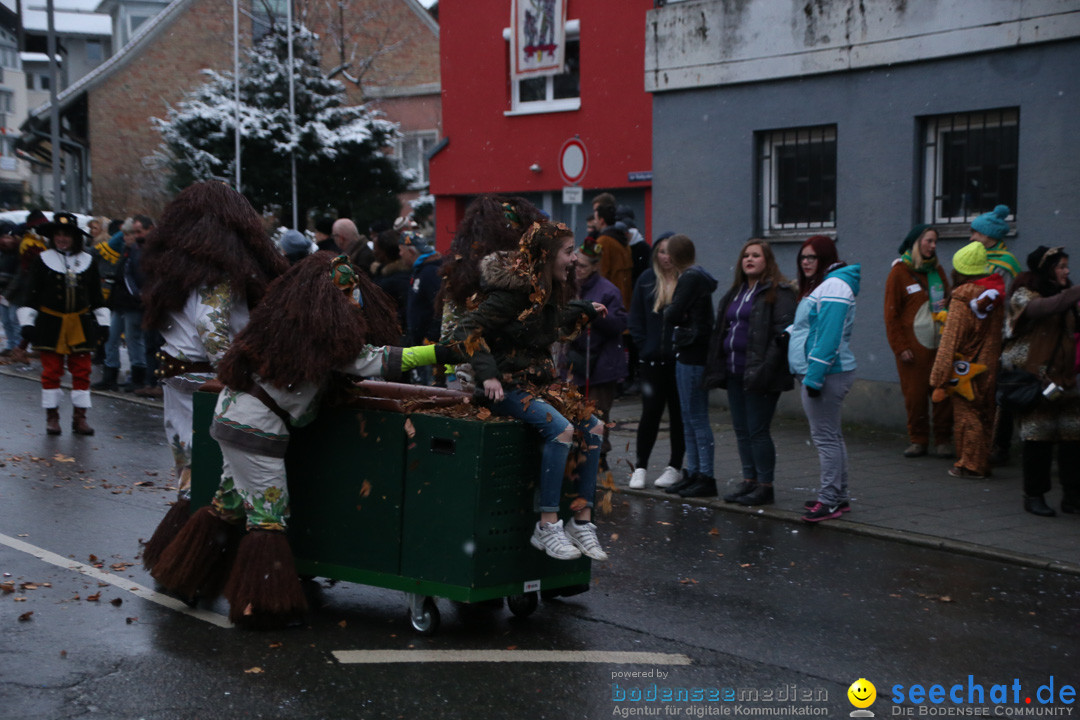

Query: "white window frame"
<box><xmin>503</xmin><ymin>19</ymin><xmax>581</xmax><ymax>116</ymax></box>
<box><xmin>759</xmin><ymin>124</ymin><xmax>837</xmax><ymax>236</ymax></box>
<box><xmin>395</xmin><ymin>130</ymin><xmax>439</xmax><ymax>190</ymax></box>
<box><xmin>922</xmin><ymin>108</ymin><xmax>1019</xmax><ymax>228</ymax></box>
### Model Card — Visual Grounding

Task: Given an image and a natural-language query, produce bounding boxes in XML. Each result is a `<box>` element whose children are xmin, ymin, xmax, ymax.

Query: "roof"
<box><xmin>29</xmin><ymin>0</ymin><xmax>190</xmax><ymax>120</ymax></box>
<box><xmin>29</xmin><ymin>0</ymin><xmax>440</xmax><ymax>120</ymax></box>
<box><xmin>22</xmin><ymin>8</ymin><xmax>112</xmax><ymax>36</ymax></box>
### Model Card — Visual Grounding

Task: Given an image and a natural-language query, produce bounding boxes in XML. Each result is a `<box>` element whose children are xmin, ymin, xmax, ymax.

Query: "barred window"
<box><xmin>759</xmin><ymin>125</ymin><xmax>837</xmax><ymax>235</ymax></box>
<box><xmin>923</xmin><ymin>109</ymin><xmax>1018</xmax><ymax>226</ymax></box>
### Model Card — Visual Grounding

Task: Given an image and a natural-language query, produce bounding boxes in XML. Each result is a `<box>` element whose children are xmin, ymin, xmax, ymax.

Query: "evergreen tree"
<box><xmin>154</xmin><ymin>26</ymin><xmax>406</xmax><ymax>230</ymax></box>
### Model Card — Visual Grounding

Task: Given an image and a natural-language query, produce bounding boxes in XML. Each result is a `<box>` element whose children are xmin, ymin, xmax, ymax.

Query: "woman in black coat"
<box><xmin>705</xmin><ymin>239</ymin><xmax>796</xmax><ymax>506</ymax></box>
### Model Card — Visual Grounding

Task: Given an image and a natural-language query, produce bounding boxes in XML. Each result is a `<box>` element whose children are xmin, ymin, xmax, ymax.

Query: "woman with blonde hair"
<box><xmin>661</xmin><ymin>234</ymin><xmax>719</xmax><ymax>498</ymax></box>
<box><xmin>705</xmin><ymin>239</ymin><xmax>796</xmax><ymax>506</ymax></box>
<box><xmin>627</xmin><ymin>233</ymin><xmax>685</xmax><ymax>489</ymax></box>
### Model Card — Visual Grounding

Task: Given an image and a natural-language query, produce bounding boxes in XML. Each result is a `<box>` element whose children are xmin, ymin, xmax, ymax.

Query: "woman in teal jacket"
<box><xmin>787</xmin><ymin>235</ymin><xmax>860</xmax><ymax>522</ymax></box>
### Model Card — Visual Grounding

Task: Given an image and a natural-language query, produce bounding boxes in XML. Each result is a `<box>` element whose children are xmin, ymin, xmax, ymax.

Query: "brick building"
<box><xmin>19</xmin><ymin>0</ymin><xmax>439</xmax><ymax>219</ymax></box>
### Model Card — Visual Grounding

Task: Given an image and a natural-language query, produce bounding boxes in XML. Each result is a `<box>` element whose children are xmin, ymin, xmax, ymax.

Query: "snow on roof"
<box><xmin>22</xmin><ymin>9</ymin><xmax>112</xmax><ymax>36</ymax></box>
<box><xmin>21</xmin><ymin>52</ymin><xmax>63</xmax><ymax>63</ymax></box>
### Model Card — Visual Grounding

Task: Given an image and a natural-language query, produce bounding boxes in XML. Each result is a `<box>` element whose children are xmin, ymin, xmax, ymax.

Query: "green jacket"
<box><xmin>453</xmin><ymin>250</ymin><xmax>597</xmax><ymax>389</ymax></box>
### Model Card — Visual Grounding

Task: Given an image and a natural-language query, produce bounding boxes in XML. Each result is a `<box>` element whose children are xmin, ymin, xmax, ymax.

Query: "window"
<box><xmin>86</xmin><ymin>40</ymin><xmax>103</xmax><ymax>64</ymax></box>
<box><xmin>396</xmin><ymin>131</ymin><xmax>439</xmax><ymax>189</ymax></box>
<box><xmin>506</xmin><ymin>21</ymin><xmax>580</xmax><ymax>115</ymax></box>
<box><xmin>252</xmin><ymin>0</ymin><xmax>288</xmax><ymax>43</ymax></box>
<box><xmin>923</xmin><ymin>108</ymin><xmax>1018</xmax><ymax>226</ymax></box>
<box><xmin>26</xmin><ymin>72</ymin><xmax>50</xmax><ymax>91</ymax></box>
<box><xmin>0</xmin><ymin>90</ymin><xmax>12</xmax><ymax>113</ymax></box>
<box><xmin>759</xmin><ymin>125</ymin><xmax>837</xmax><ymax>234</ymax></box>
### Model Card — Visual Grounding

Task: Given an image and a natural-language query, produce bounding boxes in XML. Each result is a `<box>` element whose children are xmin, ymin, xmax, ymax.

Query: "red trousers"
<box><xmin>40</xmin><ymin>351</ymin><xmax>92</xmax><ymax>391</ymax></box>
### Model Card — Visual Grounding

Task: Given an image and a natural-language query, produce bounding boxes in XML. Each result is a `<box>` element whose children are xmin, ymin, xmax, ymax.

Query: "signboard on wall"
<box><xmin>511</xmin><ymin>0</ymin><xmax>567</xmax><ymax>81</ymax></box>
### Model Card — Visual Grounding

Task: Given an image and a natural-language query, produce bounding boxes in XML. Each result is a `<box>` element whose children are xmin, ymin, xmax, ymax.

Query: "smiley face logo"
<box><xmin>848</xmin><ymin>678</ymin><xmax>876</xmax><ymax>709</ymax></box>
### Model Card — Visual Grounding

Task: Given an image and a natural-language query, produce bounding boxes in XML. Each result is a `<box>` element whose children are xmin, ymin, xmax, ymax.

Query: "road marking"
<box><xmin>0</xmin><ymin>532</ymin><xmax>232</xmax><ymax>629</ymax></box>
<box><xmin>333</xmin><ymin>650</ymin><xmax>692</xmax><ymax>665</ymax></box>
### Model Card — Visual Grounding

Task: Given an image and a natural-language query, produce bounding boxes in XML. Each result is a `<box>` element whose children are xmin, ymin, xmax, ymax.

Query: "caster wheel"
<box><xmin>409</xmin><ymin>597</ymin><xmax>440</xmax><ymax>635</ymax></box>
<box><xmin>507</xmin><ymin>591</ymin><xmax>539</xmax><ymax>618</ymax></box>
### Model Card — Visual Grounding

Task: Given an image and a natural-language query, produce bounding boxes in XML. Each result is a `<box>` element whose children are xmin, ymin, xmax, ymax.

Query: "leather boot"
<box><xmin>735</xmin><ymin>483</ymin><xmax>775</xmax><ymax>506</ymax></box>
<box><xmin>723</xmin><ymin>480</ymin><xmax>757</xmax><ymax>503</ymax></box>
<box><xmin>92</xmin><ymin>366</ymin><xmax>119</xmax><ymax>391</ymax></box>
<box><xmin>45</xmin><ymin>408</ymin><xmax>61</xmax><ymax>436</ymax></box>
<box><xmin>1023</xmin><ymin>495</ymin><xmax>1056</xmax><ymax>517</ymax></box>
<box><xmin>664</xmin><ymin>468</ymin><xmax>696</xmax><ymax>495</ymax></box>
<box><xmin>123</xmin><ymin>365</ymin><xmax>147</xmax><ymax>392</ymax></box>
<box><xmin>678</xmin><ymin>473</ymin><xmax>718</xmax><ymax>498</ymax></box>
<box><xmin>72</xmin><ymin>407</ymin><xmax>95</xmax><ymax>436</ymax></box>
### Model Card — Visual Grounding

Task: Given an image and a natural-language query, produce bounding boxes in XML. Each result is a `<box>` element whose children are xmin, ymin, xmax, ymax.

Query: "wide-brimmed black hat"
<box><xmin>39</xmin><ymin>212</ymin><xmax>89</xmax><ymax>240</ymax></box>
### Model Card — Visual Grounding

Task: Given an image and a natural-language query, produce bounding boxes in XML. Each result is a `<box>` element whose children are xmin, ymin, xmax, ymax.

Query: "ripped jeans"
<box><xmin>492</xmin><ymin>387</ymin><xmax>603</xmax><ymax>513</ymax></box>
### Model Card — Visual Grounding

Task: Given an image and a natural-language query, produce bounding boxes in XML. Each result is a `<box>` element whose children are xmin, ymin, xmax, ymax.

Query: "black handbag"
<box><xmin>996</xmin><ymin>368</ymin><xmax>1042</xmax><ymax>411</ymax></box>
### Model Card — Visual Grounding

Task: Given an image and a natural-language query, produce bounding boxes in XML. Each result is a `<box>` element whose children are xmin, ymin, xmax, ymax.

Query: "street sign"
<box><xmin>562</xmin><ymin>186</ymin><xmax>583</xmax><ymax>205</ymax></box>
<box><xmin>559</xmin><ymin>137</ymin><xmax>588</xmax><ymax>185</ymax></box>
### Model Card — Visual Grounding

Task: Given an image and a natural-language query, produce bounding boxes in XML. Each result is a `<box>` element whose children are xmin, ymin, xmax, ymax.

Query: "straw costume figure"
<box><xmin>151</xmin><ymin>252</ymin><xmax>451</xmax><ymax>627</ymax></box>
<box><xmin>139</xmin><ymin>181</ymin><xmax>288</xmax><ymax>570</ymax></box>
<box><xmin>438</xmin><ymin>195</ymin><xmax>546</xmax><ymax>390</ymax></box>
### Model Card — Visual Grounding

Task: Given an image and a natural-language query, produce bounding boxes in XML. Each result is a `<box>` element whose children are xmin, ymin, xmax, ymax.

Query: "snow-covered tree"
<box><xmin>153</xmin><ymin>25</ymin><xmax>406</xmax><ymax>230</ymax></box>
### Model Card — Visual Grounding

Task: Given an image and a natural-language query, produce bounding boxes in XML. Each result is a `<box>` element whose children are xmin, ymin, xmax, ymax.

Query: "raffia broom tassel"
<box><xmin>141</xmin><ymin>498</ymin><xmax>192</xmax><ymax>571</ymax></box>
<box><xmin>224</xmin><ymin>529</ymin><xmax>307</xmax><ymax>629</ymax></box>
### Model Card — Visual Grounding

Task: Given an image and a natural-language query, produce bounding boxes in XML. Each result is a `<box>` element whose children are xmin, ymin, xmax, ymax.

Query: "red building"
<box><xmin>429</xmin><ymin>0</ymin><xmax>654</xmax><ymax>251</ymax></box>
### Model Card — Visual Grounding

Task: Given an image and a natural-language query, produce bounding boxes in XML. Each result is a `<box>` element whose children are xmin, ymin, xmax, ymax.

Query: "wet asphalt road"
<box><xmin>1</xmin><ymin>373</ymin><xmax>1079</xmax><ymax>719</ymax></box>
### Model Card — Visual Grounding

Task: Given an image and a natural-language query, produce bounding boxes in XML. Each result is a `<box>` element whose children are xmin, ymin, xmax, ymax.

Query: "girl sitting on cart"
<box><xmin>452</xmin><ymin>220</ymin><xmax>610</xmax><ymax>562</ymax></box>
<box><xmin>151</xmin><ymin>252</ymin><xmax>453</xmax><ymax>628</ymax></box>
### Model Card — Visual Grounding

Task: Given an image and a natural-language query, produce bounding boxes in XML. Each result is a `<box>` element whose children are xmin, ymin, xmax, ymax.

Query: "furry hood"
<box><xmin>479</xmin><ymin>250</ymin><xmax>533</xmax><ymax>291</ymax></box>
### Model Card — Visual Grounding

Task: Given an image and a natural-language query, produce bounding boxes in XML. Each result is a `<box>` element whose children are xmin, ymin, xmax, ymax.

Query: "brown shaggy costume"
<box><xmin>439</xmin><ymin>195</ymin><xmax>547</xmax><ymax>310</ymax></box>
<box><xmin>140</xmin><ymin>181</ymin><xmax>287</xmax><ymax>572</ymax></box>
<box><xmin>152</xmin><ymin>252</ymin><xmax>401</xmax><ymax>626</ymax></box>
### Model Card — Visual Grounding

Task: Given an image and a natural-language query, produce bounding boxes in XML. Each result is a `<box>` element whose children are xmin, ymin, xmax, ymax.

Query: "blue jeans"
<box><xmin>492</xmin><ymin>387</ymin><xmax>602</xmax><ymax>513</ymax></box>
<box><xmin>0</xmin><ymin>302</ymin><xmax>20</xmax><ymax>350</ymax></box>
<box><xmin>104</xmin><ymin>309</ymin><xmax>146</xmax><ymax>370</ymax></box>
<box><xmin>675</xmin><ymin>362</ymin><xmax>714</xmax><ymax>477</ymax></box>
<box><xmin>726</xmin><ymin>375</ymin><xmax>780</xmax><ymax>485</ymax></box>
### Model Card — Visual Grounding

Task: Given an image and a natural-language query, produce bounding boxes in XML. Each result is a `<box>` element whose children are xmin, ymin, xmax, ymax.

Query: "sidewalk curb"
<box><xmin>6</xmin><ymin>366</ymin><xmax>1076</xmax><ymax>577</ymax></box>
<box><xmin>616</xmin><ymin>487</ymin><xmax>1080</xmax><ymax>577</ymax></box>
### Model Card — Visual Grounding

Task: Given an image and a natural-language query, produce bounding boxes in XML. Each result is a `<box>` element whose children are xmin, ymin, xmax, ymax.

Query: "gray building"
<box><xmin>646</xmin><ymin>0</ymin><xmax>1080</xmax><ymax>425</ymax></box>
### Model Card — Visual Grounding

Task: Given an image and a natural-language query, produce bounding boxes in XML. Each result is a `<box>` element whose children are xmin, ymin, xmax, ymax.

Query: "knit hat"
<box><xmin>398</xmin><ymin>230</ymin><xmax>432</xmax><ymax>254</ymax></box>
<box><xmin>279</xmin><ymin>229</ymin><xmax>312</xmax><ymax>261</ymax></box>
<box><xmin>578</xmin><ymin>238</ymin><xmax>602</xmax><ymax>260</ymax></box>
<box><xmin>1026</xmin><ymin>245</ymin><xmax>1067</xmax><ymax>274</ymax></box>
<box><xmin>953</xmin><ymin>241</ymin><xmax>990</xmax><ymax>276</ymax></box>
<box><xmin>314</xmin><ymin>216</ymin><xmax>335</xmax><ymax>236</ymax></box>
<box><xmin>970</xmin><ymin>205</ymin><xmax>1011</xmax><ymax>240</ymax></box>
<box><xmin>898</xmin><ymin>224</ymin><xmax>932</xmax><ymax>255</ymax></box>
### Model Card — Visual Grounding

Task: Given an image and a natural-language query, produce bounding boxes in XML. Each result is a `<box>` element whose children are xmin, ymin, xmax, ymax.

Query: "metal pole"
<box><xmin>46</xmin><ymin>0</ymin><xmax>61</xmax><ymax>210</ymax></box>
<box><xmin>287</xmin><ymin>0</ymin><xmax>297</xmax><ymax>229</ymax></box>
<box><xmin>233</xmin><ymin>0</ymin><xmax>241</xmax><ymax>192</ymax></box>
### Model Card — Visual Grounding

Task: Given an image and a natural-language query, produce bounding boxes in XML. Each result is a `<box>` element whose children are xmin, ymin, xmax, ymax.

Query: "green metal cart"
<box><xmin>189</xmin><ymin>385</ymin><xmax>592</xmax><ymax>634</ymax></box>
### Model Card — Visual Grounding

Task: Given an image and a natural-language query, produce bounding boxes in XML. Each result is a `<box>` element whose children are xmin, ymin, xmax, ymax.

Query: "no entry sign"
<box><xmin>559</xmin><ymin>137</ymin><xmax>588</xmax><ymax>186</ymax></box>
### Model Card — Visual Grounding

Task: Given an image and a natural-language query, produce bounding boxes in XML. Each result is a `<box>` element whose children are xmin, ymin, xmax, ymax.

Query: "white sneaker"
<box><xmin>530</xmin><ymin>520</ymin><xmax>582</xmax><ymax>560</ymax></box>
<box><xmin>653</xmin><ymin>466</ymin><xmax>681</xmax><ymax>488</ymax></box>
<box><xmin>564</xmin><ymin>519</ymin><xmax>609</xmax><ymax>561</ymax></box>
<box><xmin>629</xmin><ymin>468</ymin><xmax>646</xmax><ymax>489</ymax></box>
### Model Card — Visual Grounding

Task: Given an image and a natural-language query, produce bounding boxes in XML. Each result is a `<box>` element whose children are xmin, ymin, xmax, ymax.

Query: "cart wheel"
<box><xmin>408</xmin><ymin>597</ymin><xmax>440</xmax><ymax>635</ymax></box>
<box><xmin>507</xmin><ymin>592</ymin><xmax>539</xmax><ymax>618</ymax></box>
